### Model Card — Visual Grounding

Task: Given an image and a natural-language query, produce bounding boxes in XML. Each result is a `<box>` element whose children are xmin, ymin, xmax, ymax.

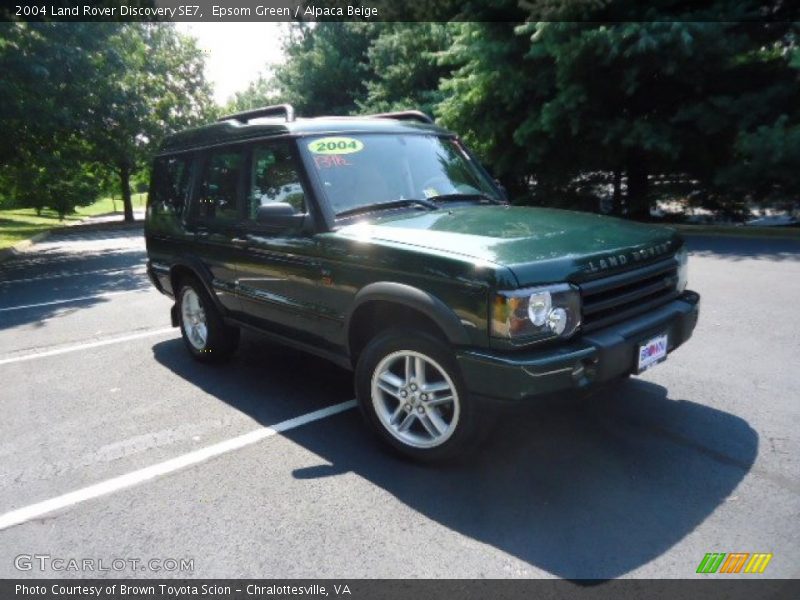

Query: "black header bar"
<box><xmin>3</xmin><ymin>0</ymin><xmax>800</xmax><ymax>23</ymax></box>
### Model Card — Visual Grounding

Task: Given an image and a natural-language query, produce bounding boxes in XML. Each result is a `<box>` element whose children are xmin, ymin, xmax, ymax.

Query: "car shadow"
<box><xmin>152</xmin><ymin>333</ymin><xmax>758</xmax><ymax>580</ymax></box>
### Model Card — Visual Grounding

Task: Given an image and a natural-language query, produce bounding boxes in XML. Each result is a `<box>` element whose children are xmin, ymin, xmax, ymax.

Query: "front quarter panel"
<box><xmin>313</xmin><ymin>232</ymin><xmax>512</xmax><ymax>349</ymax></box>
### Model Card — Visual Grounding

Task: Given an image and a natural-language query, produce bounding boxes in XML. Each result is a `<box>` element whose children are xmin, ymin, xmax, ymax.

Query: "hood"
<box><xmin>334</xmin><ymin>205</ymin><xmax>681</xmax><ymax>286</ymax></box>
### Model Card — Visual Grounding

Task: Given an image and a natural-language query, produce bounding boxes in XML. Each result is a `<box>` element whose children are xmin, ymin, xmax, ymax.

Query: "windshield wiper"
<box><xmin>426</xmin><ymin>192</ymin><xmax>504</xmax><ymax>205</ymax></box>
<box><xmin>337</xmin><ymin>198</ymin><xmax>438</xmax><ymax>218</ymax></box>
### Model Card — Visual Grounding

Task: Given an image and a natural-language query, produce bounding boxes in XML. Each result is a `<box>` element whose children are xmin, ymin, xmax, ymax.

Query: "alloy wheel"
<box><xmin>181</xmin><ymin>287</ymin><xmax>208</xmax><ymax>351</ymax></box>
<box><xmin>370</xmin><ymin>350</ymin><xmax>460</xmax><ymax>448</ymax></box>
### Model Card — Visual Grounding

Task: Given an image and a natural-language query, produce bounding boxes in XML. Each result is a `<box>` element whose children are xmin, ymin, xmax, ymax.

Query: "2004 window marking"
<box><xmin>308</xmin><ymin>137</ymin><xmax>364</xmax><ymax>155</ymax></box>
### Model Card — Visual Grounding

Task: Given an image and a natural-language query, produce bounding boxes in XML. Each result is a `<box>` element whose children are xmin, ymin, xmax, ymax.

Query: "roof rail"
<box><xmin>366</xmin><ymin>110</ymin><xmax>434</xmax><ymax>125</ymax></box>
<box><xmin>218</xmin><ymin>104</ymin><xmax>295</xmax><ymax>123</ymax></box>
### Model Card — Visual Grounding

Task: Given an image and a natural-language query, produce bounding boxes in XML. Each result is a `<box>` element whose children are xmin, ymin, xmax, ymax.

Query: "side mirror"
<box><xmin>255</xmin><ymin>202</ymin><xmax>306</xmax><ymax>230</ymax></box>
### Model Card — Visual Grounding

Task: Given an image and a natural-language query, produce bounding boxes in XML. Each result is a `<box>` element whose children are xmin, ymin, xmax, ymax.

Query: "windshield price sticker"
<box><xmin>309</xmin><ymin>137</ymin><xmax>364</xmax><ymax>155</ymax></box>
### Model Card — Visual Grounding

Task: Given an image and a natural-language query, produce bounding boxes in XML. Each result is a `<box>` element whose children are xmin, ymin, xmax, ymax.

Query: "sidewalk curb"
<box><xmin>673</xmin><ymin>224</ymin><xmax>800</xmax><ymax>241</ymax></box>
<box><xmin>0</xmin><ymin>218</ymin><xmax>143</xmax><ymax>265</ymax></box>
<box><xmin>0</xmin><ymin>231</ymin><xmax>51</xmax><ymax>264</ymax></box>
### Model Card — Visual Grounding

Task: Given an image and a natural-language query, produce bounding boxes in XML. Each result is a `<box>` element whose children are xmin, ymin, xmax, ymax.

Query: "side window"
<box><xmin>197</xmin><ymin>150</ymin><xmax>243</xmax><ymax>222</ymax></box>
<box><xmin>150</xmin><ymin>155</ymin><xmax>191</xmax><ymax>215</ymax></box>
<box><xmin>248</xmin><ymin>143</ymin><xmax>306</xmax><ymax>219</ymax></box>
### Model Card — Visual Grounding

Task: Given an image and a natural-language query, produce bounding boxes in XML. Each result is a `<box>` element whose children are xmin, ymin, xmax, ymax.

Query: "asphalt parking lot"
<box><xmin>0</xmin><ymin>224</ymin><xmax>798</xmax><ymax>580</ymax></box>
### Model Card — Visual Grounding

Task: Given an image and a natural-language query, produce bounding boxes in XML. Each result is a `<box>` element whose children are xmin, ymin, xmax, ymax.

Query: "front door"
<box><xmin>235</xmin><ymin>141</ymin><xmax>338</xmax><ymax>350</ymax></box>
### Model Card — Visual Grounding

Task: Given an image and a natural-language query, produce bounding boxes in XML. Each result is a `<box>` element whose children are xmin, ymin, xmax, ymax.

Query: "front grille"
<box><xmin>579</xmin><ymin>258</ymin><xmax>679</xmax><ymax>332</ymax></box>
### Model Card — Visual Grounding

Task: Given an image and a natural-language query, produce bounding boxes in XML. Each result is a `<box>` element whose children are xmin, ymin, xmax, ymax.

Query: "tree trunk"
<box><xmin>118</xmin><ymin>165</ymin><xmax>134</xmax><ymax>223</ymax></box>
<box><xmin>626</xmin><ymin>153</ymin><xmax>650</xmax><ymax>220</ymax></box>
<box><xmin>612</xmin><ymin>167</ymin><xmax>623</xmax><ymax>215</ymax></box>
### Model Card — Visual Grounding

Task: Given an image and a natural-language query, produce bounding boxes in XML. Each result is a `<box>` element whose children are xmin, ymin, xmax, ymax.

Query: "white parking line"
<box><xmin>0</xmin><ymin>266</ymin><xmax>146</xmax><ymax>285</ymax></box>
<box><xmin>0</xmin><ymin>327</ymin><xmax>175</xmax><ymax>366</ymax></box>
<box><xmin>0</xmin><ymin>289</ymin><xmax>147</xmax><ymax>313</ymax></box>
<box><xmin>0</xmin><ymin>400</ymin><xmax>357</xmax><ymax>531</ymax></box>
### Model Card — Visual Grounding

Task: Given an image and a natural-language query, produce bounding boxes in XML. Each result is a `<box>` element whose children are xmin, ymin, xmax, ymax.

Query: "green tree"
<box><xmin>0</xmin><ymin>23</ymin><xmax>115</xmax><ymax>216</ymax></box>
<box><xmin>246</xmin><ymin>23</ymin><xmax>452</xmax><ymax>119</ymax></box>
<box><xmin>439</xmin><ymin>6</ymin><xmax>800</xmax><ymax>217</ymax></box>
<box><xmin>437</xmin><ymin>21</ymin><xmax>535</xmax><ymax>200</ymax></box>
<box><xmin>1</xmin><ymin>23</ymin><xmax>214</xmax><ymax>221</ymax></box>
<box><xmin>87</xmin><ymin>24</ymin><xmax>214</xmax><ymax>221</ymax></box>
<box><xmin>270</xmin><ymin>22</ymin><xmax>379</xmax><ymax>116</ymax></box>
<box><xmin>225</xmin><ymin>73</ymin><xmax>279</xmax><ymax>114</ymax></box>
<box><xmin>723</xmin><ymin>115</ymin><xmax>800</xmax><ymax>202</ymax></box>
<box><xmin>216</xmin><ymin>2</ymin><xmax>800</xmax><ymax>219</ymax></box>
<box><xmin>524</xmin><ymin>19</ymin><xmax>798</xmax><ymax>217</ymax></box>
<box><xmin>358</xmin><ymin>23</ymin><xmax>456</xmax><ymax>117</ymax></box>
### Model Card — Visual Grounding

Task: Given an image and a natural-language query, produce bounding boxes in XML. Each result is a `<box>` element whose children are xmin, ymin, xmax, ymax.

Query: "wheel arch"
<box><xmin>345</xmin><ymin>282</ymin><xmax>470</xmax><ymax>364</ymax></box>
<box><xmin>168</xmin><ymin>259</ymin><xmax>224</xmax><ymax>327</ymax></box>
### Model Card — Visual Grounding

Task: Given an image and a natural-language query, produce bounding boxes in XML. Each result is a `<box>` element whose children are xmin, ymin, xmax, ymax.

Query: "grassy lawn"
<box><xmin>0</xmin><ymin>193</ymin><xmax>146</xmax><ymax>250</ymax></box>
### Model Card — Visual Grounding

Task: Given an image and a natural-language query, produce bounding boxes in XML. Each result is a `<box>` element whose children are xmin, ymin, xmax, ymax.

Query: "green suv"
<box><xmin>145</xmin><ymin>105</ymin><xmax>699</xmax><ymax>460</ymax></box>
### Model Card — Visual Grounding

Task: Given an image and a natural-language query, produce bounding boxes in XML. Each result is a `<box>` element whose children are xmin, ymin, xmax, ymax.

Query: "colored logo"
<box><xmin>696</xmin><ymin>552</ymin><xmax>772</xmax><ymax>574</ymax></box>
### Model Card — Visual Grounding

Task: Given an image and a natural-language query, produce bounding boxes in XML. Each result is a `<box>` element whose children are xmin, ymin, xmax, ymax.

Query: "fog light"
<box><xmin>547</xmin><ymin>307</ymin><xmax>567</xmax><ymax>335</ymax></box>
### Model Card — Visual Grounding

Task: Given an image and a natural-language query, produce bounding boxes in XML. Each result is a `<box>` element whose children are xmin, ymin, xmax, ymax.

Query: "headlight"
<box><xmin>492</xmin><ymin>283</ymin><xmax>581</xmax><ymax>342</ymax></box>
<box><xmin>676</xmin><ymin>246</ymin><xmax>689</xmax><ymax>293</ymax></box>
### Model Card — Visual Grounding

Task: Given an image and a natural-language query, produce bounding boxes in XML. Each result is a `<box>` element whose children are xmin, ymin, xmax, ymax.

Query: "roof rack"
<box><xmin>218</xmin><ymin>104</ymin><xmax>295</xmax><ymax>124</ymax></box>
<box><xmin>366</xmin><ymin>110</ymin><xmax>434</xmax><ymax>124</ymax></box>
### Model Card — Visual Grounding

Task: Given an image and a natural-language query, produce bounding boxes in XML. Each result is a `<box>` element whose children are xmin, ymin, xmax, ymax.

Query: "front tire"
<box><xmin>177</xmin><ymin>276</ymin><xmax>239</xmax><ymax>363</ymax></box>
<box><xmin>355</xmin><ymin>329</ymin><xmax>477</xmax><ymax>461</ymax></box>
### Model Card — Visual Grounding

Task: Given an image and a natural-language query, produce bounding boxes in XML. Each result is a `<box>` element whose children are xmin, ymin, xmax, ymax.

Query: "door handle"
<box><xmin>230</xmin><ymin>237</ymin><xmax>248</xmax><ymax>245</ymax></box>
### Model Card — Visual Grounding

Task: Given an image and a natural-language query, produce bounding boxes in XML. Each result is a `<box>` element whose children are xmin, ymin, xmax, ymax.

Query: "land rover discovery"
<box><xmin>145</xmin><ymin>104</ymin><xmax>700</xmax><ymax>460</ymax></box>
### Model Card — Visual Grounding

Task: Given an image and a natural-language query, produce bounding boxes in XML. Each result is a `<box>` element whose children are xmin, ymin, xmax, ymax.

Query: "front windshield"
<box><xmin>301</xmin><ymin>133</ymin><xmax>500</xmax><ymax>215</ymax></box>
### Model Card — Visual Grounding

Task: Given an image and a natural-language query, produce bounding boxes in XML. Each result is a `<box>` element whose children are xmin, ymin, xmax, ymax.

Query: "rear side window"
<box><xmin>197</xmin><ymin>150</ymin><xmax>243</xmax><ymax>222</ymax></box>
<box><xmin>150</xmin><ymin>155</ymin><xmax>192</xmax><ymax>215</ymax></box>
<box><xmin>248</xmin><ymin>143</ymin><xmax>306</xmax><ymax>218</ymax></box>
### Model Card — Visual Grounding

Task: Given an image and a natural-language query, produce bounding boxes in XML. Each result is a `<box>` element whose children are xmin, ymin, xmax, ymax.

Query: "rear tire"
<box><xmin>355</xmin><ymin>329</ymin><xmax>478</xmax><ymax>462</ymax></box>
<box><xmin>177</xmin><ymin>276</ymin><xmax>239</xmax><ymax>363</ymax></box>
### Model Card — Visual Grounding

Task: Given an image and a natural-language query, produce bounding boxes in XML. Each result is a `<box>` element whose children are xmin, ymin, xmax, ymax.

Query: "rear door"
<box><xmin>146</xmin><ymin>153</ymin><xmax>195</xmax><ymax>288</ymax></box>
<box><xmin>184</xmin><ymin>146</ymin><xmax>246</xmax><ymax>313</ymax></box>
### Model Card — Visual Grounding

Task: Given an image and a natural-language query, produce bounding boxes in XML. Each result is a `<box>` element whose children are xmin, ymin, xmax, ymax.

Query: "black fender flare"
<box><xmin>168</xmin><ymin>257</ymin><xmax>226</xmax><ymax>316</ymax></box>
<box><xmin>345</xmin><ymin>282</ymin><xmax>471</xmax><ymax>351</ymax></box>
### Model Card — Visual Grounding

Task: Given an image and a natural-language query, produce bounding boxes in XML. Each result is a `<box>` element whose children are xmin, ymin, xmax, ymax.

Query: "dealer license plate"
<box><xmin>637</xmin><ymin>333</ymin><xmax>668</xmax><ymax>372</ymax></box>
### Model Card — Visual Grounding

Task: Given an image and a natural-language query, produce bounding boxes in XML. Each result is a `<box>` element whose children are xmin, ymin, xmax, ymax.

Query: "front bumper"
<box><xmin>457</xmin><ymin>291</ymin><xmax>700</xmax><ymax>402</ymax></box>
